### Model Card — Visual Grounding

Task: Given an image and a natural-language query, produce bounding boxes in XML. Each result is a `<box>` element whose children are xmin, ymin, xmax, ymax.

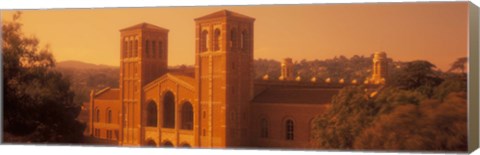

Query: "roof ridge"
<box><xmin>94</xmin><ymin>87</ymin><xmax>111</xmax><ymax>97</ymax></box>
<box><xmin>194</xmin><ymin>9</ymin><xmax>255</xmax><ymax>21</ymax></box>
<box><xmin>120</xmin><ymin>22</ymin><xmax>169</xmax><ymax>32</ymax></box>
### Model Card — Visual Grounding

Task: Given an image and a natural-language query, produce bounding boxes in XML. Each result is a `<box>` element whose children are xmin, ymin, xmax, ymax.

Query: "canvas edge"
<box><xmin>0</xmin><ymin>11</ymin><xmax>4</xmax><ymax>144</ymax></box>
<box><xmin>468</xmin><ymin>1</ymin><xmax>479</xmax><ymax>153</ymax></box>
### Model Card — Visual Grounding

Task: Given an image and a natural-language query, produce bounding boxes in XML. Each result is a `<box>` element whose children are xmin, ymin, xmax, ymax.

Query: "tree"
<box><xmin>311</xmin><ymin>86</ymin><xmax>375</xmax><ymax>149</ymax></box>
<box><xmin>311</xmin><ymin>85</ymin><xmax>466</xmax><ymax>151</ymax></box>
<box><xmin>390</xmin><ymin>60</ymin><xmax>443</xmax><ymax>97</ymax></box>
<box><xmin>354</xmin><ymin>92</ymin><xmax>467</xmax><ymax>151</ymax></box>
<box><xmin>2</xmin><ymin>12</ymin><xmax>85</xmax><ymax>143</ymax></box>
<box><xmin>448</xmin><ymin>57</ymin><xmax>467</xmax><ymax>74</ymax></box>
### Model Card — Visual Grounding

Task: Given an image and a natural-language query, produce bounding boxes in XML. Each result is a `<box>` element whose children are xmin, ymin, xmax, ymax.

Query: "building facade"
<box><xmin>88</xmin><ymin>10</ymin><xmax>387</xmax><ymax>149</ymax></box>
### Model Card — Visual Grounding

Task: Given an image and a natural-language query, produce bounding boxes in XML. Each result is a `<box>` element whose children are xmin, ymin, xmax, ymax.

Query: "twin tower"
<box><xmin>117</xmin><ymin>10</ymin><xmax>255</xmax><ymax>147</ymax></box>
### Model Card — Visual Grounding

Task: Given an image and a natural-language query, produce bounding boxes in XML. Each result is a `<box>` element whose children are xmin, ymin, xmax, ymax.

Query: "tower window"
<box><xmin>128</xmin><ymin>40</ymin><xmax>132</xmax><ymax>58</ymax></box>
<box><xmin>214</xmin><ymin>29</ymin><xmax>221</xmax><ymax>51</ymax></box>
<box><xmin>230</xmin><ymin>28</ymin><xmax>237</xmax><ymax>49</ymax></box>
<box><xmin>123</xmin><ymin>40</ymin><xmax>128</xmax><ymax>58</ymax></box>
<box><xmin>145</xmin><ymin>40</ymin><xmax>150</xmax><ymax>57</ymax></box>
<box><xmin>159</xmin><ymin>41</ymin><xmax>163</xmax><ymax>58</ymax></box>
<box><xmin>240</xmin><ymin>31</ymin><xmax>248</xmax><ymax>50</ymax></box>
<box><xmin>133</xmin><ymin>40</ymin><xmax>138</xmax><ymax>57</ymax></box>
<box><xmin>200</xmin><ymin>30</ymin><xmax>208</xmax><ymax>52</ymax></box>
<box><xmin>285</xmin><ymin>119</ymin><xmax>294</xmax><ymax>140</ymax></box>
<box><xmin>152</xmin><ymin>41</ymin><xmax>156</xmax><ymax>58</ymax></box>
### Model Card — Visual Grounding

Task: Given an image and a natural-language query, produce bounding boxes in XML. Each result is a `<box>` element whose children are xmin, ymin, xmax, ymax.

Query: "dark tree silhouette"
<box><xmin>2</xmin><ymin>12</ymin><xmax>85</xmax><ymax>143</ymax></box>
<box><xmin>448</xmin><ymin>57</ymin><xmax>467</xmax><ymax>74</ymax></box>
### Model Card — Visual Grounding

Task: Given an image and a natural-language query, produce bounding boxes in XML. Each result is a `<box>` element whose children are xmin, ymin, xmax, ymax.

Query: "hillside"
<box><xmin>57</xmin><ymin>60</ymin><xmax>117</xmax><ymax>70</ymax></box>
<box><xmin>56</xmin><ymin>61</ymin><xmax>120</xmax><ymax>107</ymax></box>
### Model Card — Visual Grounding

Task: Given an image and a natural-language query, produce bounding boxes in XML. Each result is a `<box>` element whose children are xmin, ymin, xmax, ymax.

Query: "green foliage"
<box><xmin>354</xmin><ymin>92</ymin><xmax>467</xmax><ymax>151</ymax></box>
<box><xmin>311</xmin><ymin>86</ymin><xmax>375</xmax><ymax>149</ymax></box>
<box><xmin>2</xmin><ymin>12</ymin><xmax>85</xmax><ymax>143</ymax></box>
<box><xmin>389</xmin><ymin>60</ymin><xmax>443</xmax><ymax>97</ymax></box>
<box><xmin>311</xmin><ymin>61</ymin><xmax>467</xmax><ymax>151</ymax></box>
<box><xmin>432</xmin><ymin>77</ymin><xmax>467</xmax><ymax>101</ymax></box>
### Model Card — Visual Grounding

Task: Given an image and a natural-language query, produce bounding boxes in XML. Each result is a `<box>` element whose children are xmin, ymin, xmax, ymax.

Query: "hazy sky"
<box><xmin>1</xmin><ymin>2</ymin><xmax>468</xmax><ymax>71</ymax></box>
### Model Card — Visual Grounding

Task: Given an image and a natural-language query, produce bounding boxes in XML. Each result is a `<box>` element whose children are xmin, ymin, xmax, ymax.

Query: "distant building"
<box><xmin>88</xmin><ymin>10</ymin><xmax>387</xmax><ymax>149</ymax></box>
<box><xmin>371</xmin><ymin>51</ymin><xmax>388</xmax><ymax>84</ymax></box>
<box><xmin>279</xmin><ymin>58</ymin><xmax>294</xmax><ymax>81</ymax></box>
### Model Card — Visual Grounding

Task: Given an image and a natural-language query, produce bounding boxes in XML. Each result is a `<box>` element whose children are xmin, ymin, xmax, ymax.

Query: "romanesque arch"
<box><xmin>213</xmin><ymin>28</ymin><xmax>221</xmax><ymax>51</ymax></box>
<box><xmin>162</xmin><ymin>141</ymin><xmax>174</xmax><ymax>147</ymax></box>
<box><xmin>158</xmin><ymin>41</ymin><xmax>163</xmax><ymax>58</ymax></box>
<box><xmin>180</xmin><ymin>143</ymin><xmax>191</xmax><ymax>148</ymax></box>
<box><xmin>200</xmin><ymin>30</ymin><xmax>208</xmax><ymax>52</ymax></box>
<box><xmin>181</xmin><ymin>101</ymin><xmax>193</xmax><ymax>130</ymax></box>
<box><xmin>241</xmin><ymin>30</ymin><xmax>248</xmax><ymax>50</ymax></box>
<box><xmin>145</xmin><ymin>139</ymin><xmax>157</xmax><ymax>147</ymax></box>
<box><xmin>146</xmin><ymin>100</ymin><xmax>158</xmax><ymax>127</ymax></box>
<box><xmin>145</xmin><ymin>40</ymin><xmax>150</xmax><ymax>57</ymax></box>
<box><xmin>230</xmin><ymin>28</ymin><xmax>237</xmax><ymax>49</ymax></box>
<box><xmin>163</xmin><ymin>91</ymin><xmax>175</xmax><ymax>128</ymax></box>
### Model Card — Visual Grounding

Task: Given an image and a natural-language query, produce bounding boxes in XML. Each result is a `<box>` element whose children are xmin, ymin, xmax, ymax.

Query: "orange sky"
<box><xmin>1</xmin><ymin>2</ymin><xmax>468</xmax><ymax>71</ymax></box>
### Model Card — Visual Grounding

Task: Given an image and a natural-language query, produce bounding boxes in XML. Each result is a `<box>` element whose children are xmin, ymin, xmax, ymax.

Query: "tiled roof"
<box><xmin>252</xmin><ymin>86</ymin><xmax>339</xmax><ymax>104</ymax></box>
<box><xmin>143</xmin><ymin>73</ymin><xmax>195</xmax><ymax>91</ymax></box>
<box><xmin>120</xmin><ymin>22</ymin><xmax>169</xmax><ymax>32</ymax></box>
<box><xmin>170</xmin><ymin>73</ymin><xmax>196</xmax><ymax>87</ymax></box>
<box><xmin>194</xmin><ymin>9</ymin><xmax>255</xmax><ymax>21</ymax></box>
<box><xmin>94</xmin><ymin>88</ymin><xmax>120</xmax><ymax>100</ymax></box>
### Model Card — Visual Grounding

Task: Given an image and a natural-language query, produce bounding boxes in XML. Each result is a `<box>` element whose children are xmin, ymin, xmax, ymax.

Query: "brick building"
<box><xmin>87</xmin><ymin>10</ymin><xmax>387</xmax><ymax>149</ymax></box>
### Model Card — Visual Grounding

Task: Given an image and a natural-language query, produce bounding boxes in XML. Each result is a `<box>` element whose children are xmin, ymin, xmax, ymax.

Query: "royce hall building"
<box><xmin>87</xmin><ymin>10</ymin><xmax>388</xmax><ymax>149</ymax></box>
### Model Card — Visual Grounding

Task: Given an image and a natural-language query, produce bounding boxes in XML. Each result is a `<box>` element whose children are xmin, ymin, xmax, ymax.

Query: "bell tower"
<box><xmin>194</xmin><ymin>10</ymin><xmax>255</xmax><ymax>147</ymax></box>
<box><xmin>371</xmin><ymin>51</ymin><xmax>388</xmax><ymax>84</ymax></box>
<box><xmin>118</xmin><ymin>23</ymin><xmax>169</xmax><ymax>145</ymax></box>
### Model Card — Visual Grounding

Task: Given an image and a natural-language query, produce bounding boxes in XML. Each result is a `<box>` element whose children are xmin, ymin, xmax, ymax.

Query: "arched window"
<box><xmin>230</xmin><ymin>28</ymin><xmax>237</xmax><ymax>49</ymax></box>
<box><xmin>240</xmin><ymin>30</ymin><xmax>248</xmax><ymax>50</ymax></box>
<box><xmin>152</xmin><ymin>41</ymin><xmax>156</xmax><ymax>58</ymax></box>
<box><xmin>200</xmin><ymin>30</ymin><xmax>208</xmax><ymax>52</ymax></box>
<box><xmin>129</xmin><ymin>40</ymin><xmax>134</xmax><ymax>57</ymax></box>
<box><xmin>145</xmin><ymin>40</ymin><xmax>150</xmax><ymax>57</ymax></box>
<box><xmin>123</xmin><ymin>40</ymin><xmax>128</xmax><ymax>58</ymax></box>
<box><xmin>285</xmin><ymin>119</ymin><xmax>294</xmax><ymax>140</ymax></box>
<box><xmin>106</xmin><ymin>108</ymin><xmax>112</xmax><ymax>123</ymax></box>
<box><xmin>127</xmin><ymin>40</ymin><xmax>132</xmax><ymax>58</ymax></box>
<box><xmin>96</xmin><ymin>108</ymin><xmax>100</xmax><ymax>122</ymax></box>
<box><xmin>213</xmin><ymin>29</ymin><xmax>221</xmax><ymax>51</ymax></box>
<box><xmin>163</xmin><ymin>91</ymin><xmax>175</xmax><ymax>128</ymax></box>
<box><xmin>158</xmin><ymin>41</ymin><xmax>163</xmax><ymax>58</ymax></box>
<box><xmin>181</xmin><ymin>102</ymin><xmax>193</xmax><ymax>130</ymax></box>
<box><xmin>260</xmin><ymin>118</ymin><xmax>268</xmax><ymax>138</ymax></box>
<box><xmin>146</xmin><ymin>101</ymin><xmax>158</xmax><ymax>127</ymax></box>
<box><xmin>132</xmin><ymin>40</ymin><xmax>138</xmax><ymax>57</ymax></box>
